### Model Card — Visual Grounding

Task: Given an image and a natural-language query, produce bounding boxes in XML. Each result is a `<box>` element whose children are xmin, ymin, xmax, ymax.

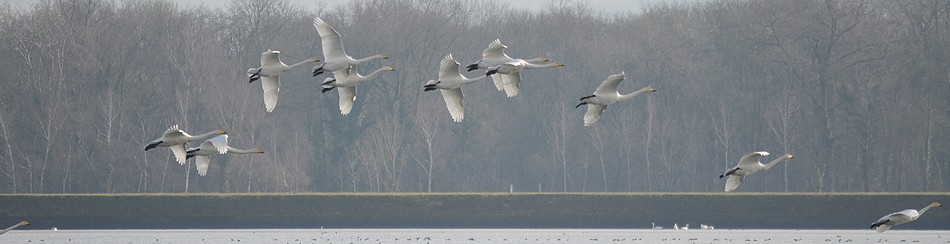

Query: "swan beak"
<box><xmin>937</xmin><ymin>203</ymin><xmax>943</xmax><ymax>207</ymax></box>
<box><xmin>218</xmin><ymin>130</ymin><xmax>227</xmax><ymax>134</ymax></box>
<box><xmin>24</xmin><ymin>221</ymin><xmax>30</xmax><ymax>226</ymax></box>
<box><xmin>540</xmin><ymin>57</ymin><xmax>550</xmax><ymax>63</ymax></box>
<box><xmin>381</xmin><ymin>55</ymin><xmax>389</xmax><ymax>59</ymax></box>
<box><xmin>555</xmin><ymin>62</ymin><xmax>564</xmax><ymax>67</ymax></box>
<box><xmin>311</xmin><ymin>58</ymin><xmax>320</xmax><ymax>63</ymax></box>
<box><xmin>386</xmin><ymin>66</ymin><xmax>395</xmax><ymax>71</ymax></box>
<box><xmin>786</xmin><ymin>154</ymin><xmax>794</xmax><ymax>159</ymax></box>
<box><xmin>257</xmin><ymin>149</ymin><xmax>265</xmax><ymax>154</ymax></box>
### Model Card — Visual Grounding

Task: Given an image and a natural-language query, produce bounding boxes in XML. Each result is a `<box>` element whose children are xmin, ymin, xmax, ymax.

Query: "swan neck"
<box><xmin>464</xmin><ymin>74</ymin><xmax>488</xmax><ymax>84</ymax></box>
<box><xmin>762</xmin><ymin>156</ymin><xmax>790</xmax><ymax>171</ymax></box>
<box><xmin>228</xmin><ymin>147</ymin><xmax>261</xmax><ymax>154</ymax></box>
<box><xmin>288</xmin><ymin>58</ymin><xmax>315</xmax><ymax>68</ymax></box>
<box><xmin>619</xmin><ymin>87</ymin><xmax>652</xmax><ymax>101</ymax></box>
<box><xmin>354</xmin><ymin>54</ymin><xmax>384</xmax><ymax>63</ymax></box>
<box><xmin>192</xmin><ymin>131</ymin><xmax>222</xmax><ymax>141</ymax></box>
<box><xmin>363</xmin><ymin>67</ymin><xmax>390</xmax><ymax>80</ymax></box>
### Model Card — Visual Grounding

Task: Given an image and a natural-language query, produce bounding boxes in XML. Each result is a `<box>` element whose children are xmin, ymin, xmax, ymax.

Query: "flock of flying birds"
<box><xmin>135</xmin><ymin>17</ymin><xmax>939</xmax><ymax>233</ymax></box>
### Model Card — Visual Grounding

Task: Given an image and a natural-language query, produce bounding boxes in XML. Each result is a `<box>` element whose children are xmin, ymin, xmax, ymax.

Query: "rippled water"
<box><xmin>2</xmin><ymin>229</ymin><xmax>948</xmax><ymax>243</ymax></box>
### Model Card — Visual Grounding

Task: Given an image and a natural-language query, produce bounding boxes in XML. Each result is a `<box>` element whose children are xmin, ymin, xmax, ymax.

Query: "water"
<box><xmin>2</xmin><ymin>229</ymin><xmax>948</xmax><ymax>243</ymax></box>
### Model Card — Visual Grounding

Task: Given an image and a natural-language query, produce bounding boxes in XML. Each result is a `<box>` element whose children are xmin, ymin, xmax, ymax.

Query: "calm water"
<box><xmin>2</xmin><ymin>229</ymin><xmax>948</xmax><ymax>243</ymax></box>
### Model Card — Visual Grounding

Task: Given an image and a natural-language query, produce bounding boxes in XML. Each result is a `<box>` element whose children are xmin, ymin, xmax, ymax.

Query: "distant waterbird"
<box><xmin>185</xmin><ymin>134</ymin><xmax>264</xmax><ymax>176</ymax></box>
<box><xmin>466</xmin><ymin>39</ymin><xmax>549</xmax><ymax>93</ymax></box>
<box><xmin>321</xmin><ymin>65</ymin><xmax>395</xmax><ymax>115</ymax></box>
<box><xmin>145</xmin><ymin>125</ymin><xmax>226</xmax><ymax>165</ymax></box>
<box><xmin>247</xmin><ymin>50</ymin><xmax>320</xmax><ymax>112</ymax></box>
<box><xmin>575</xmin><ymin>72</ymin><xmax>656</xmax><ymax>126</ymax></box>
<box><xmin>311</xmin><ymin>17</ymin><xmax>388</xmax><ymax>78</ymax></box>
<box><xmin>424</xmin><ymin>54</ymin><xmax>488</xmax><ymax>122</ymax></box>
<box><xmin>719</xmin><ymin>151</ymin><xmax>794</xmax><ymax>192</ymax></box>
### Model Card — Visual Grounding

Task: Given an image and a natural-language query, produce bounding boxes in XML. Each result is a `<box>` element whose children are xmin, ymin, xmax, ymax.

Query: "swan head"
<box><xmin>380</xmin><ymin>55</ymin><xmax>389</xmax><ymax>59</ymax></box>
<box><xmin>783</xmin><ymin>154</ymin><xmax>794</xmax><ymax>159</ymax></box>
<box><xmin>645</xmin><ymin>85</ymin><xmax>657</xmax><ymax>93</ymax></box>
<box><xmin>554</xmin><ymin>62</ymin><xmax>564</xmax><ymax>68</ymax></box>
<box><xmin>538</xmin><ymin>57</ymin><xmax>550</xmax><ymax>63</ymax></box>
<box><xmin>310</xmin><ymin>58</ymin><xmax>320</xmax><ymax>63</ymax></box>
<box><xmin>217</xmin><ymin>129</ymin><xmax>227</xmax><ymax>135</ymax></box>
<box><xmin>257</xmin><ymin>149</ymin><xmax>265</xmax><ymax>154</ymax></box>
<box><xmin>932</xmin><ymin>202</ymin><xmax>943</xmax><ymax>208</ymax></box>
<box><xmin>22</xmin><ymin>220</ymin><xmax>30</xmax><ymax>226</ymax></box>
<box><xmin>384</xmin><ymin>66</ymin><xmax>395</xmax><ymax>71</ymax></box>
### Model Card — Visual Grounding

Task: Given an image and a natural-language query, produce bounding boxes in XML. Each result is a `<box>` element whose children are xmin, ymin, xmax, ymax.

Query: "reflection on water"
<box><xmin>1</xmin><ymin>229</ymin><xmax>948</xmax><ymax>243</ymax></box>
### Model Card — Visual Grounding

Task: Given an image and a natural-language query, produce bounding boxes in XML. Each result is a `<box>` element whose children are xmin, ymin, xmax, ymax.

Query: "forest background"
<box><xmin>0</xmin><ymin>0</ymin><xmax>948</xmax><ymax>194</ymax></box>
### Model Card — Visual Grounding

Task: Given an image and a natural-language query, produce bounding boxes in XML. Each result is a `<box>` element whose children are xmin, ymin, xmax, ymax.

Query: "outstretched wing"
<box><xmin>482</xmin><ymin>39</ymin><xmax>507</xmax><ymax>59</ymax></box>
<box><xmin>724</xmin><ymin>175</ymin><xmax>744</xmax><ymax>192</ymax></box>
<box><xmin>195</xmin><ymin>155</ymin><xmax>211</xmax><ymax>176</ymax></box>
<box><xmin>261</xmin><ymin>75</ymin><xmax>280</xmax><ymax>112</ymax></box>
<box><xmin>338</xmin><ymin>86</ymin><xmax>357</xmax><ymax>115</ymax></box>
<box><xmin>440</xmin><ymin>88</ymin><xmax>464</xmax><ymax>122</ymax></box>
<box><xmin>170</xmin><ymin>144</ymin><xmax>187</xmax><ymax>165</ymax></box>
<box><xmin>261</xmin><ymin>50</ymin><xmax>282</xmax><ymax>66</ymax></box>
<box><xmin>738</xmin><ymin>151</ymin><xmax>769</xmax><ymax>166</ymax></box>
<box><xmin>206</xmin><ymin>134</ymin><xmax>229</xmax><ymax>154</ymax></box>
<box><xmin>593</xmin><ymin>72</ymin><xmax>625</xmax><ymax>96</ymax></box>
<box><xmin>313</xmin><ymin>17</ymin><xmax>346</xmax><ymax>61</ymax></box>
<box><xmin>501</xmin><ymin>72</ymin><xmax>522</xmax><ymax>97</ymax></box>
<box><xmin>439</xmin><ymin>54</ymin><xmax>463</xmax><ymax>81</ymax></box>
<box><xmin>162</xmin><ymin>125</ymin><xmax>184</xmax><ymax>138</ymax></box>
<box><xmin>583</xmin><ymin>104</ymin><xmax>607</xmax><ymax>126</ymax></box>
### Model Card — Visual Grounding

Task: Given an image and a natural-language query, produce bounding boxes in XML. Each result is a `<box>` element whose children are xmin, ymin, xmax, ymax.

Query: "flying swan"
<box><xmin>466</xmin><ymin>39</ymin><xmax>549</xmax><ymax>92</ymax></box>
<box><xmin>871</xmin><ymin>202</ymin><xmax>942</xmax><ymax>233</ymax></box>
<box><xmin>424</xmin><ymin>54</ymin><xmax>487</xmax><ymax>122</ymax></box>
<box><xmin>145</xmin><ymin>125</ymin><xmax>227</xmax><ymax>165</ymax></box>
<box><xmin>718</xmin><ymin>151</ymin><xmax>794</xmax><ymax>192</ymax></box>
<box><xmin>485</xmin><ymin>59</ymin><xmax>564</xmax><ymax>97</ymax></box>
<box><xmin>0</xmin><ymin>221</ymin><xmax>29</xmax><ymax>235</ymax></box>
<box><xmin>311</xmin><ymin>17</ymin><xmax>388</xmax><ymax>77</ymax></box>
<box><xmin>321</xmin><ymin>65</ymin><xmax>395</xmax><ymax>115</ymax></box>
<box><xmin>575</xmin><ymin>72</ymin><xmax>656</xmax><ymax>126</ymax></box>
<box><xmin>185</xmin><ymin>134</ymin><xmax>264</xmax><ymax>176</ymax></box>
<box><xmin>247</xmin><ymin>50</ymin><xmax>320</xmax><ymax>112</ymax></box>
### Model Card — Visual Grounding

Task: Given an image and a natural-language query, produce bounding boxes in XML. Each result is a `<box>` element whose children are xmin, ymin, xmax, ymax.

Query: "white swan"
<box><xmin>485</xmin><ymin>59</ymin><xmax>564</xmax><ymax>97</ymax></box>
<box><xmin>423</xmin><ymin>54</ymin><xmax>488</xmax><ymax>122</ymax></box>
<box><xmin>311</xmin><ymin>17</ymin><xmax>388</xmax><ymax>77</ymax></box>
<box><xmin>871</xmin><ymin>202</ymin><xmax>942</xmax><ymax>233</ymax></box>
<box><xmin>0</xmin><ymin>220</ymin><xmax>29</xmax><ymax>235</ymax></box>
<box><xmin>673</xmin><ymin>223</ymin><xmax>679</xmax><ymax>230</ymax></box>
<box><xmin>680</xmin><ymin>224</ymin><xmax>689</xmax><ymax>230</ymax></box>
<box><xmin>185</xmin><ymin>135</ymin><xmax>264</xmax><ymax>176</ymax></box>
<box><xmin>651</xmin><ymin>222</ymin><xmax>663</xmax><ymax>229</ymax></box>
<box><xmin>145</xmin><ymin>125</ymin><xmax>227</xmax><ymax>165</ymax></box>
<box><xmin>465</xmin><ymin>39</ymin><xmax>550</xmax><ymax>91</ymax></box>
<box><xmin>575</xmin><ymin>72</ymin><xmax>656</xmax><ymax>126</ymax></box>
<box><xmin>719</xmin><ymin>151</ymin><xmax>794</xmax><ymax>192</ymax></box>
<box><xmin>321</xmin><ymin>66</ymin><xmax>395</xmax><ymax>115</ymax></box>
<box><xmin>247</xmin><ymin>50</ymin><xmax>320</xmax><ymax>112</ymax></box>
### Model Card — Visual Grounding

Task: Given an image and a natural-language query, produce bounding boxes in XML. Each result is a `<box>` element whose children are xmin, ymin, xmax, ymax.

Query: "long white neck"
<box><xmin>287</xmin><ymin>58</ymin><xmax>316</xmax><ymax>68</ymax></box>
<box><xmin>619</xmin><ymin>86</ymin><xmax>654</xmax><ymax>101</ymax></box>
<box><xmin>191</xmin><ymin>130</ymin><xmax>222</xmax><ymax>142</ymax></box>
<box><xmin>0</xmin><ymin>221</ymin><xmax>27</xmax><ymax>234</ymax></box>
<box><xmin>354</xmin><ymin>54</ymin><xmax>386</xmax><ymax>63</ymax></box>
<box><xmin>917</xmin><ymin>203</ymin><xmax>939</xmax><ymax>217</ymax></box>
<box><xmin>523</xmin><ymin>62</ymin><xmax>562</xmax><ymax>69</ymax></box>
<box><xmin>360</xmin><ymin>67</ymin><xmax>391</xmax><ymax>81</ymax></box>
<box><xmin>227</xmin><ymin>147</ymin><xmax>262</xmax><ymax>154</ymax></box>
<box><xmin>462</xmin><ymin>74</ymin><xmax>488</xmax><ymax>84</ymax></box>
<box><xmin>761</xmin><ymin>155</ymin><xmax>792</xmax><ymax>171</ymax></box>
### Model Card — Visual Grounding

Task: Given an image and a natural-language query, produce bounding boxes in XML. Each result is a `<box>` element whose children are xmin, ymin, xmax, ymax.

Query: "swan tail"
<box><xmin>322</xmin><ymin>87</ymin><xmax>335</xmax><ymax>93</ymax></box>
<box><xmin>312</xmin><ymin>64</ymin><xmax>325</xmax><ymax>77</ymax></box>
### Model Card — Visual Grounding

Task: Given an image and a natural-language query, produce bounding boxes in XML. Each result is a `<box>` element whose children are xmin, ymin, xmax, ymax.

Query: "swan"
<box><xmin>465</xmin><ymin>39</ymin><xmax>550</xmax><ymax>91</ymax></box>
<box><xmin>651</xmin><ymin>222</ymin><xmax>663</xmax><ymax>229</ymax></box>
<box><xmin>320</xmin><ymin>66</ymin><xmax>395</xmax><ymax>115</ymax></box>
<box><xmin>575</xmin><ymin>72</ymin><xmax>656</xmax><ymax>126</ymax></box>
<box><xmin>485</xmin><ymin>59</ymin><xmax>564</xmax><ymax>97</ymax></box>
<box><xmin>423</xmin><ymin>54</ymin><xmax>488</xmax><ymax>122</ymax></box>
<box><xmin>871</xmin><ymin>202</ymin><xmax>942</xmax><ymax>233</ymax></box>
<box><xmin>680</xmin><ymin>224</ymin><xmax>689</xmax><ymax>231</ymax></box>
<box><xmin>0</xmin><ymin>220</ymin><xmax>29</xmax><ymax>235</ymax></box>
<box><xmin>144</xmin><ymin>125</ymin><xmax>227</xmax><ymax>165</ymax></box>
<box><xmin>673</xmin><ymin>223</ymin><xmax>679</xmax><ymax>230</ymax></box>
<box><xmin>311</xmin><ymin>17</ymin><xmax>388</xmax><ymax>77</ymax></box>
<box><xmin>247</xmin><ymin>50</ymin><xmax>320</xmax><ymax>112</ymax></box>
<box><xmin>185</xmin><ymin>134</ymin><xmax>264</xmax><ymax>176</ymax></box>
<box><xmin>718</xmin><ymin>151</ymin><xmax>795</xmax><ymax>192</ymax></box>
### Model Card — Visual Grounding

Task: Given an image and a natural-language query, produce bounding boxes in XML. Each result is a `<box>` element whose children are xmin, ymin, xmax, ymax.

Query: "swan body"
<box><xmin>185</xmin><ymin>135</ymin><xmax>264</xmax><ymax>176</ymax></box>
<box><xmin>424</xmin><ymin>54</ymin><xmax>488</xmax><ymax>122</ymax></box>
<box><xmin>0</xmin><ymin>221</ymin><xmax>29</xmax><ymax>235</ymax></box>
<box><xmin>145</xmin><ymin>125</ymin><xmax>226</xmax><ymax>165</ymax></box>
<box><xmin>871</xmin><ymin>202</ymin><xmax>942</xmax><ymax>233</ymax></box>
<box><xmin>575</xmin><ymin>72</ymin><xmax>656</xmax><ymax>126</ymax></box>
<box><xmin>247</xmin><ymin>50</ymin><xmax>319</xmax><ymax>112</ymax></box>
<box><xmin>651</xmin><ymin>222</ymin><xmax>663</xmax><ymax>229</ymax></box>
<box><xmin>680</xmin><ymin>224</ymin><xmax>689</xmax><ymax>231</ymax></box>
<box><xmin>466</xmin><ymin>39</ymin><xmax>549</xmax><ymax>91</ymax></box>
<box><xmin>321</xmin><ymin>66</ymin><xmax>395</xmax><ymax>115</ymax></box>
<box><xmin>485</xmin><ymin>59</ymin><xmax>564</xmax><ymax>97</ymax></box>
<box><xmin>311</xmin><ymin>17</ymin><xmax>388</xmax><ymax>77</ymax></box>
<box><xmin>719</xmin><ymin>151</ymin><xmax>795</xmax><ymax>192</ymax></box>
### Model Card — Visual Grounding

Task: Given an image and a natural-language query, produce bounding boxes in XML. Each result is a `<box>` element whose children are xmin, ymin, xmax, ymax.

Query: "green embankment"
<box><xmin>1</xmin><ymin>193</ymin><xmax>947</xmax><ymax>230</ymax></box>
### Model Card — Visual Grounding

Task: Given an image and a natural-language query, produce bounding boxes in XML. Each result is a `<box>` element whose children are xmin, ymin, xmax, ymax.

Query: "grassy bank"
<box><xmin>1</xmin><ymin>193</ymin><xmax>947</xmax><ymax>230</ymax></box>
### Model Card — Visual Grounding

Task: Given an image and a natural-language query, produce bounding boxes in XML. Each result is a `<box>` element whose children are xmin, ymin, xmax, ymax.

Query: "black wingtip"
<box><xmin>466</xmin><ymin>64</ymin><xmax>479</xmax><ymax>72</ymax></box>
<box><xmin>486</xmin><ymin>70</ymin><xmax>498</xmax><ymax>76</ymax></box>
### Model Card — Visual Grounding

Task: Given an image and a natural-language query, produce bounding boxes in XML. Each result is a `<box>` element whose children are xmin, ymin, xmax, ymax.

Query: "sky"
<box><xmin>7</xmin><ymin>0</ymin><xmax>693</xmax><ymax>15</ymax></box>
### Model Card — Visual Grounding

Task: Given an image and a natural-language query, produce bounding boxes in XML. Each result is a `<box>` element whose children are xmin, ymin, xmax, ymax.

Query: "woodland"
<box><xmin>0</xmin><ymin>0</ymin><xmax>947</xmax><ymax>193</ymax></box>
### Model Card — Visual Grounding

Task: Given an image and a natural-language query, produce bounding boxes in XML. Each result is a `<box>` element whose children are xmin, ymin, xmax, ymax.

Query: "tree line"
<box><xmin>0</xmin><ymin>0</ymin><xmax>947</xmax><ymax>193</ymax></box>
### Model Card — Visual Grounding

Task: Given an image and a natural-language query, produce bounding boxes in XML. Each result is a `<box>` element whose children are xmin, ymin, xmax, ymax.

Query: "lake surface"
<box><xmin>2</xmin><ymin>229</ymin><xmax>948</xmax><ymax>243</ymax></box>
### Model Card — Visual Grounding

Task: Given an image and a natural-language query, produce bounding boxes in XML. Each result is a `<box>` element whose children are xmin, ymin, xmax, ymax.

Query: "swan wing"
<box><xmin>338</xmin><ymin>86</ymin><xmax>357</xmax><ymax>115</ymax></box>
<box><xmin>440</xmin><ymin>88</ymin><xmax>464</xmax><ymax>122</ymax></box>
<box><xmin>482</xmin><ymin>39</ymin><xmax>507</xmax><ymax>59</ymax></box>
<box><xmin>489</xmin><ymin>74</ymin><xmax>505</xmax><ymax>91</ymax></box>
<box><xmin>501</xmin><ymin>72</ymin><xmax>522</xmax><ymax>97</ymax></box>
<box><xmin>439</xmin><ymin>54</ymin><xmax>463</xmax><ymax>80</ymax></box>
<box><xmin>162</xmin><ymin>125</ymin><xmax>184</xmax><ymax>138</ymax></box>
<box><xmin>724</xmin><ymin>175</ymin><xmax>744</xmax><ymax>192</ymax></box>
<box><xmin>261</xmin><ymin>50</ymin><xmax>281</xmax><ymax>66</ymax></box>
<box><xmin>313</xmin><ymin>17</ymin><xmax>346</xmax><ymax>61</ymax></box>
<box><xmin>206</xmin><ymin>134</ymin><xmax>229</xmax><ymax>154</ymax></box>
<box><xmin>738</xmin><ymin>151</ymin><xmax>769</xmax><ymax>166</ymax></box>
<box><xmin>195</xmin><ymin>155</ymin><xmax>211</xmax><ymax>176</ymax></box>
<box><xmin>594</xmin><ymin>72</ymin><xmax>626</xmax><ymax>96</ymax></box>
<box><xmin>583</xmin><ymin>104</ymin><xmax>607</xmax><ymax>126</ymax></box>
<box><xmin>170</xmin><ymin>144</ymin><xmax>187</xmax><ymax>165</ymax></box>
<box><xmin>261</xmin><ymin>75</ymin><xmax>280</xmax><ymax>112</ymax></box>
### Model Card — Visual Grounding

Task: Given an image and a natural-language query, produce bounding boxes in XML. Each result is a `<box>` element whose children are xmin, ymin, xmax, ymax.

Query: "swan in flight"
<box><xmin>575</xmin><ymin>72</ymin><xmax>656</xmax><ymax>126</ymax></box>
<box><xmin>321</xmin><ymin>66</ymin><xmax>395</xmax><ymax>115</ymax></box>
<box><xmin>0</xmin><ymin>220</ymin><xmax>30</xmax><ymax>235</ymax></box>
<box><xmin>311</xmin><ymin>17</ymin><xmax>388</xmax><ymax>77</ymax></box>
<box><xmin>485</xmin><ymin>59</ymin><xmax>564</xmax><ymax>97</ymax></box>
<box><xmin>465</xmin><ymin>39</ymin><xmax>549</xmax><ymax>92</ymax></box>
<box><xmin>871</xmin><ymin>202</ymin><xmax>942</xmax><ymax>233</ymax></box>
<box><xmin>718</xmin><ymin>151</ymin><xmax>794</xmax><ymax>192</ymax></box>
<box><xmin>247</xmin><ymin>50</ymin><xmax>320</xmax><ymax>112</ymax></box>
<box><xmin>185</xmin><ymin>134</ymin><xmax>264</xmax><ymax>176</ymax></box>
<box><xmin>424</xmin><ymin>54</ymin><xmax>488</xmax><ymax>122</ymax></box>
<box><xmin>145</xmin><ymin>125</ymin><xmax>227</xmax><ymax>165</ymax></box>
